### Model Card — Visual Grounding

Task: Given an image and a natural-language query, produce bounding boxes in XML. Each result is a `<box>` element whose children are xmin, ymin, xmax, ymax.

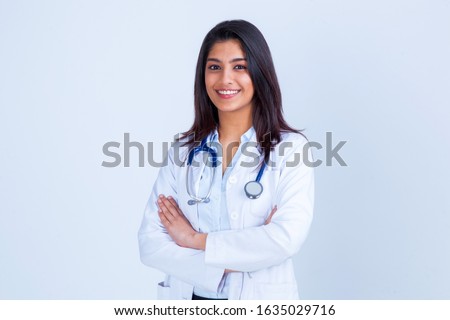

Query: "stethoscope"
<box><xmin>186</xmin><ymin>137</ymin><xmax>266</xmax><ymax>205</ymax></box>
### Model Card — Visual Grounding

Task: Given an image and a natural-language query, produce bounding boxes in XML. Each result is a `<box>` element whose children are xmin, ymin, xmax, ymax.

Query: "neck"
<box><xmin>217</xmin><ymin>110</ymin><xmax>252</xmax><ymax>142</ymax></box>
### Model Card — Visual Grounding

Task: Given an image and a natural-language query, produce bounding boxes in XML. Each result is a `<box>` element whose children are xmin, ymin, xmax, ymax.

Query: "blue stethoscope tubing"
<box><xmin>186</xmin><ymin>137</ymin><xmax>266</xmax><ymax>205</ymax></box>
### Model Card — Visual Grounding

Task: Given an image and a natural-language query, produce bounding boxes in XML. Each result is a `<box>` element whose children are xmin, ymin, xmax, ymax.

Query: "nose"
<box><xmin>220</xmin><ymin>66</ymin><xmax>234</xmax><ymax>85</ymax></box>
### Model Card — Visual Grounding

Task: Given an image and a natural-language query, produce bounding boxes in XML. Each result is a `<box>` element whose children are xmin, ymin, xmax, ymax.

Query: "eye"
<box><xmin>234</xmin><ymin>65</ymin><xmax>247</xmax><ymax>70</ymax></box>
<box><xmin>207</xmin><ymin>65</ymin><xmax>221</xmax><ymax>70</ymax></box>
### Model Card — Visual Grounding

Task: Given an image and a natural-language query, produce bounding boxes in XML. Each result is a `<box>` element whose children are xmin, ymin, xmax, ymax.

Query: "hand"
<box><xmin>264</xmin><ymin>206</ymin><xmax>277</xmax><ymax>225</ymax></box>
<box><xmin>157</xmin><ymin>195</ymin><xmax>206</xmax><ymax>249</ymax></box>
<box><xmin>224</xmin><ymin>269</ymin><xmax>235</xmax><ymax>273</ymax></box>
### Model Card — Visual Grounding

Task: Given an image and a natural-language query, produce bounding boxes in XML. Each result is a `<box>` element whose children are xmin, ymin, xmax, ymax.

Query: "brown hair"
<box><xmin>181</xmin><ymin>19</ymin><xmax>302</xmax><ymax>163</ymax></box>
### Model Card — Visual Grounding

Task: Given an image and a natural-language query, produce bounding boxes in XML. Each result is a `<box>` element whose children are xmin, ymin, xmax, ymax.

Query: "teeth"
<box><xmin>218</xmin><ymin>90</ymin><xmax>239</xmax><ymax>95</ymax></box>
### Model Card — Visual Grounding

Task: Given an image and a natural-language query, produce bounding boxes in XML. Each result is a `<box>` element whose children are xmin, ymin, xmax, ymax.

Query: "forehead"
<box><xmin>207</xmin><ymin>39</ymin><xmax>245</xmax><ymax>58</ymax></box>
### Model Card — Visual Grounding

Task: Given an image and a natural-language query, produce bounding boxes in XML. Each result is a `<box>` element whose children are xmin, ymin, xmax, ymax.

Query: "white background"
<box><xmin>0</xmin><ymin>0</ymin><xmax>449</xmax><ymax>299</ymax></box>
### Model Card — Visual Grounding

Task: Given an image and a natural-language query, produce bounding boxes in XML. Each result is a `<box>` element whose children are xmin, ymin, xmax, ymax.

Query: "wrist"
<box><xmin>192</xmin><ymin>232</ymin><xmax>207</xmax><ymax>250</ymax></box>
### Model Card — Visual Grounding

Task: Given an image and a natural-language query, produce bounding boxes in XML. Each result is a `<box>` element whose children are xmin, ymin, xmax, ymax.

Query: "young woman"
<box><xmin>138</xmin><ymin>20</ymin><xmax>314</xmax><ymax>300</ymax></box>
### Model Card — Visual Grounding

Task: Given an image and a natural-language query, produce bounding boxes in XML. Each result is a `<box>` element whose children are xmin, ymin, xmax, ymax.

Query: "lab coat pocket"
<box><xmin>245</xmin><ymin>202</ymin><xmax>270</xmax><ymax>227</ymax></box>
<box><xmin>157</xmin><ymin>281</ymin><xmax>171</xmax><ymax>300</ymax></box>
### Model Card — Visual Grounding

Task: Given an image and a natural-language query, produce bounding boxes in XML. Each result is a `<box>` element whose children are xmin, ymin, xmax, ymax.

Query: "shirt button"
<box><xmin>229</xmin><ymin>176</ymin><xmax>237</xmax><ymax>184</ymax></box>
<box><xmin>230</xmin><ymin>212</ymin><xmax>239</xmax><ymax>220</ymax></box>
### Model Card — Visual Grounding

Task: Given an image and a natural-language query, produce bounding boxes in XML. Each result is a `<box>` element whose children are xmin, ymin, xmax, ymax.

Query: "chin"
<box><xmin>216</xmin><ymin>102</ymin><xmax>251</xmax><ymax>113</ymax></box>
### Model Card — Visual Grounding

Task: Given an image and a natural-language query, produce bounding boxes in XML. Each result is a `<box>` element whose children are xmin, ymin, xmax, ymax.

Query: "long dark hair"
<box><xmin>180</xmin><ymin>19</ymin><xmax>302</xmax><ymax>163</ymax></box>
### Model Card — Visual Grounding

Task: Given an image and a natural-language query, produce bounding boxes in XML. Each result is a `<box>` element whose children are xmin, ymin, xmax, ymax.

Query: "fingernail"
<box><xmin>159</xmin><ymin>194</ymin><xmax>164</xmax><ymax>198</ymax></box>
<box><xmin>167</xmin><ymin>196</ymin><xmax>172</xmax><ymax>200</ymax></box>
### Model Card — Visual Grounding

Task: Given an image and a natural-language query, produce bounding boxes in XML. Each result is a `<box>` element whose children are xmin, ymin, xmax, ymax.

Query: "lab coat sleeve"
<box><xmin>138</xmin><ymin>145</ymin><xmax>225</xmax><ymax>293</ymax></box>
<box><xmin>205</xmin><ymin>136</ymin><xmax>314</xmax><ymax>272</ymax></box>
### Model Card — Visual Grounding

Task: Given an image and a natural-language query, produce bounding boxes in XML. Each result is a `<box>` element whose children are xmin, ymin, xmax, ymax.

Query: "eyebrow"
<box><xmin>206</xmin><ymin>57</ymin><xmax>247</xmax><ymax>63</ymax></box>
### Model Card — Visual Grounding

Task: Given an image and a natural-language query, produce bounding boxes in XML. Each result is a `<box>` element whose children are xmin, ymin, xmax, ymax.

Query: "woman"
<box><xmin>138</xmin><ymin>20</ymin><xmax>314</xmax><ymax>300</ymax></box>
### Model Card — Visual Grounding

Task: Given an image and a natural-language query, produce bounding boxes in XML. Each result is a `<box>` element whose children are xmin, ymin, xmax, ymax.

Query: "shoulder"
<box><xmin>276</xmin><ymin>131</ymin><xmax>309</xmax><ymax>152</ymax></box>
<box><xmin>167</xmin><ymin>133</ymin><xmax>191</xmax><ymax>163</ymax></box>
<box><xmin>269</xmin><ymin>131</ymin><xmax>310</xmax><ymax>168</ymax></box>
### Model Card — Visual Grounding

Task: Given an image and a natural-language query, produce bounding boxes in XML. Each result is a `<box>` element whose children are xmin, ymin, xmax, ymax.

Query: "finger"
<box><xmin>158</xmin><ymin>208</ymin><xmax>171</xmax><ymax>225</ymax></box>
<box><xmin>160</xmin><ymin>196</ymin><xmax>181</xmax><ymax>217</ymax></box>
<box><xmin>268</xmin><ymin>205</ymin><xmax>277</xmax><ymax>218</ymax></box>
<box><xmin>264</xmin><ymin>206</ymin><xmax>277</xmax><ymax>225</ymax></box>
<box><xmin>157</xmin><ymin>195</ymin><xmax>177</xmax><ymax>219</ymax></box>
<box><xmin>166</xmin><ymin>196</ymin><xmax>183</xmax><ymax>215</ymax></box>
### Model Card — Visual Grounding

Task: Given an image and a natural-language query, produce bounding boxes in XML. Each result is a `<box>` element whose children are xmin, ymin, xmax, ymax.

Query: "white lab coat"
<box><xmin>138</xmin><ymin>130</ymin><xmax>314</xmax><ymax>299</ymax></box>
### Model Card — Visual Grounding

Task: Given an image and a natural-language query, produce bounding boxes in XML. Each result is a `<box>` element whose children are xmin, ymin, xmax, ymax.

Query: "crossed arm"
<box><xmin>157</xmin><ymin>194</ymin><xmax>277</xmax><ymax>270</ymax></box>
<box><xmin>139</xmin><ymin>138</ymin><xmax>313</xmax><ymax>288</ymax></box>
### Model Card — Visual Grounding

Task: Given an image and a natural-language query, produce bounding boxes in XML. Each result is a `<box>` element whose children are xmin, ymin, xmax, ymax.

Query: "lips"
<box><xmin>215</xmin><ymin>89</ymin><xmax>241</xmax><ymax>99</ymax></box>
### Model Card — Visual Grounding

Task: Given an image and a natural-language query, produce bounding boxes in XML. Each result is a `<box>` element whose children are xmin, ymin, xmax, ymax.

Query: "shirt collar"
<box><xmin>210</xmin><ymin>126</ymin><xmax>255</xmax><ymax>143</ymax></box>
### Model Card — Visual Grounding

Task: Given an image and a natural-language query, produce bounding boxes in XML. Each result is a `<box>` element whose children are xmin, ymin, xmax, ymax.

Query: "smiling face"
<box><xmin>205</xmin><ymin>39</ymin><xmax>255</xmax><ymax>117</ymax></box>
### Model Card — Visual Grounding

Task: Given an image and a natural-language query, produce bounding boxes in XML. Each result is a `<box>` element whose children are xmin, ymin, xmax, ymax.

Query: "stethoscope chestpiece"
<box><xmin>244</xmin><ymin>181</ymin><xmax>263</xmax><ymax>199</ymax></box>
